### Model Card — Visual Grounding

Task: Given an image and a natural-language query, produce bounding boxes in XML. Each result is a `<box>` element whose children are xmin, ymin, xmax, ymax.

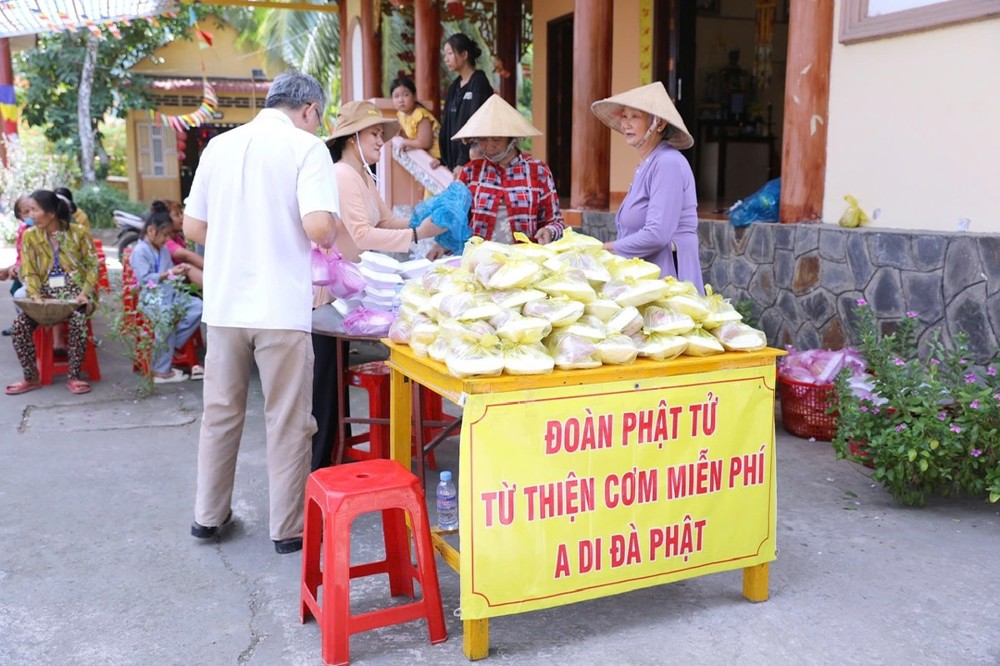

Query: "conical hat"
<box><xmin>590</xmin><ymin>82</ymin><xmax>694</xmax><ymax>150</ymax></box>
<box><xmin>452</xmin><ymin>94</ymin><xmax>541</xmax><ymax>140</ymax></box>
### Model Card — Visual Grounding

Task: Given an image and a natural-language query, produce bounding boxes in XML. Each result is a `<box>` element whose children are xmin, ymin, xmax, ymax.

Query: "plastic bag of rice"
<box><xmin>503</xmin><ymin>341</ymin><xmax>555</xmax><ymax>375</ymax></box>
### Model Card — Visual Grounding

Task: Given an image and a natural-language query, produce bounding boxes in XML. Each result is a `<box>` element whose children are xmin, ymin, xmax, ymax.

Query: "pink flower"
<box><xmin>950</xmin><ymin>424</ymin><xmax>962</xmax><ymax>433</ymax></box>
<box><xmin>860</xmin><ymin>405</ymin><xmax>868</xmax><ymax>413</ymax></box>
<box><xmin>895</xmin><ymin>424</ymin><xmax>907</xmax><ymax>432</ymax></box>
<box><xmin>145</xmin><ymin>280</ymin><xmax>156</xmax><ymax>289</ymax></box>
<box><xmin>937</xmin><ymin>412</ymin><xmax>948</xmax><ymax>420</ymax></box>
<box><xmin>970</xmin><ymin>400</ymin><xmax>980</xmax><ymax>409</ymax></box>
<box><xmin>930</xmin><ymin>358</ymin><xmax>940</xmax><ymax>366</ymax></box>
<box><xmin>872</xmin><ymin>408</ymin><xmax>881</xmax><ymax>415</ymax></box>
<box><xmin>893</xmin><ymin>358</ymin><xmax>905</xmax><ymax>366</ymax></box>
<box><xmin>906</xmin><ymin>311</ymin><xmax>917</xmax><ymax>318</ymax></box>
<box><xmin>964</xmin><ymin>373</ymin><xmax>977</xmax><ymax>384</ymax></box>
<box><xmin>988</xmin><ymin>366</ymin><xmax>997</xmax><ymax>377</ymax></box>
<box><xmin>960</xmin><ymin>358</ymin><xmax>969</xmax><ymax>365</ymax></box>
<box><xmin>971</xmin><ymin>449</ymin><xmax>982</xmax><ymax>458</ymax></box>
<box><xmin>856</xmin><ymin>298</ymin><xmax>868</xmax><ymax>307</ymax></box>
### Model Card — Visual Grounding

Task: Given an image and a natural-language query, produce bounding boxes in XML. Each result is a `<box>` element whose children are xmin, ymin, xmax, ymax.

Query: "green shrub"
<box><xmin>75</xmin><ymin>183</ymin><xmax>145</xmax><ymax>229</ymax></box>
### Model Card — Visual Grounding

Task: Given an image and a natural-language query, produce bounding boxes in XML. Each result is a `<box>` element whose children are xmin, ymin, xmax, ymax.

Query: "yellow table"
<box><xmin>386</xmin><ymin>342</ymin><xmax>785</xmax><ymax>660</ymax></box>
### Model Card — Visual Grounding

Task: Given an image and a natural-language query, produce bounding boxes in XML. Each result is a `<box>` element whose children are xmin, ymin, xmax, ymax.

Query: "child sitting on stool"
<box><xmin>128</xmin><ymin>201</ymin><xmax>204</xmax><ymax>383</ymax></box>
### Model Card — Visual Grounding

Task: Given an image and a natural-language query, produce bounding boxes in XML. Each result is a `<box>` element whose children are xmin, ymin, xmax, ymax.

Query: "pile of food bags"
<box><xmin>778</xmin><ymin>347</ymin><xmax>878</xmax><ymax>402</ymax></box>
<box><xmin>386</xmin><ymin>230</ymin><xmax>769</xmax><ymax>378</ymax></box>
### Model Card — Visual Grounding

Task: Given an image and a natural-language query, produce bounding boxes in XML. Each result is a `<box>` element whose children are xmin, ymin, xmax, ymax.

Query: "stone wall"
<box><xmin>580</xmin><ymin>212</ymin><xmax>1000</xmax><ymax>361</ymax></box>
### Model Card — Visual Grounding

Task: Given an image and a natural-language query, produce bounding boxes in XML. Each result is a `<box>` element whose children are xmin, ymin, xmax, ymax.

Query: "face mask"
<box><xmin>483</xmin><ymin>139</ymin><xmax>517</xmax><ymax>164</ymax></box>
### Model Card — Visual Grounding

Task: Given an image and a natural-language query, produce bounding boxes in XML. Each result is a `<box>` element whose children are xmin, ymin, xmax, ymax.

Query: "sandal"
<box><xmin>66</xmin><ymin>379</ymin><xmax>91</xmax><ymax>395</ymax></box>
<box><xmin>153</xmin><ymin>368</ymin><xmax>187</xmax><ymax>384</ymax></box>
<box><xmin>6</xmin><ymin>379</ymin><xmax>42</xmax><ymax>396</ymax></box>
<box><xmin>189</xmin><ymin>364</ymin><xmax>205</xmax><ymax>380</ymax></box>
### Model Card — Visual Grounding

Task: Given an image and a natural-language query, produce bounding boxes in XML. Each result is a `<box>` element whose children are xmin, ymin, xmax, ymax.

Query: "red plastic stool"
<box><xmin>343</xmin><ymin>362</ymin><xmax>439</xmax><ymax>468</ymax></box>
<box><xmin>33</xmin><ymin>320</ymin><xmax>101</xmax><ymax>385</ymax></box>
<box><xmin>171</xmin><ymin>328</ymin><xmax>204</xmax><ymax>371</ymax></box>
<box><xmin>343</xmin><ymin>362</ymin><xmax>392</xmax><ymax>461</ymax></box>
<box><xmin>300</xmin><ymin>459</ymin><xmax>447</xmax><ymax>665</ymax></box>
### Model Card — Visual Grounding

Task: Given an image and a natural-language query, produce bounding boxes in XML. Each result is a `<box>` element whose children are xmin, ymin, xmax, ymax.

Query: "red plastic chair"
<box><xmin>33</xmin><ymin>320</ymin><xmax>101</xmax><ymax>385</ymax></box>
<box><xmin>342</xmin><ymin>361</ymin><xmax>442</xmax><ymax>469</ymax></box>
<box><xmin>300</xmin><ymin>459</ymin><xmax>447</xmax><ymax>665</ymax></box>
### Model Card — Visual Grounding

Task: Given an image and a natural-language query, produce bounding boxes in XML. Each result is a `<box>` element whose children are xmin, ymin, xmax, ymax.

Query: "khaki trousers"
<box><xmin>194</xmin><ymin>325</ymin><xmax>317</xmax><ymax>541</ymax></box>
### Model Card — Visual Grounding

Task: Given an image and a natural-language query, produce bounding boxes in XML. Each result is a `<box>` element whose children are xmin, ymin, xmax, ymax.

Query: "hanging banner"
<box><xmin>0</xmin><ymin>84</ymin><xmax>18</xmax><ymax>135</ymax></box>
<box><xmin>458</xmin><ymin>364</ymin><xmax>778</xmax><ymax>620</ymax></box>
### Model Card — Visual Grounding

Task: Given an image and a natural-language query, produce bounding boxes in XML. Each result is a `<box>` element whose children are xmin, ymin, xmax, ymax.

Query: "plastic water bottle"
<box><xmin>436</xmin><ymin>471</ymin><xmax>458</xmax><ymax>531</ymax></box>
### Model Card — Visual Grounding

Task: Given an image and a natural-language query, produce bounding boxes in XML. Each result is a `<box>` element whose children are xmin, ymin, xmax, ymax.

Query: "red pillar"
<box><xmin>570</xmin><ymin>0</ymin><xmax>613</xmax><ymax>210</ymax></box>
<box><xmin>496</xmin><ymin>0</ymin><xmax>520</xmax><ymax>107</ymax></box>
<box><xmin>780</xmin><ymin>2</ymin><xmax>834</xmax><ymax>223</ymax></box>
<box><xmin>361</xmin><ymin>0</ymin><xmax>382</xmax><ymax>99</ymax></box>
<box><xmin>414</xmin><ymin>0</ymin><xmax>441</xmax><ymax>114</ymax></box>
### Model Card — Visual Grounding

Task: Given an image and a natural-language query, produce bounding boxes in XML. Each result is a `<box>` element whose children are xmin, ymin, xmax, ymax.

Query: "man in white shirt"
<box><xmin>183</xmin><ymin>71</ymin><xmax>340</xmax><ymax>554</ymax></box>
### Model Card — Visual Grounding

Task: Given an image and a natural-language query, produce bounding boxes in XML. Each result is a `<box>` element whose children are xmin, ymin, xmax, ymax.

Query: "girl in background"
<box><xmin>439</xmin><ymin>33</ymin><xmax>493</xmax><ymax>173</ymax></box>
<box><xmin>391</xmin><ymin>76</ymin><xmax>441</xmax><ymax>158</ymax></box>
<box><xmin>162</xmin><ymin>200</ymin><xmax>204</xmax><ymax>288</ymax></box>
<box><xmin>128</xmin><ymin>201</ymin><xmax>203</xmax><ymax>383</ymax></box>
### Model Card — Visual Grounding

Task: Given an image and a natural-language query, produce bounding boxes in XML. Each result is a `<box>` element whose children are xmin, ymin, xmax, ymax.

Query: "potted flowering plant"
<box><xmin>832</xmin><ymin>299</ymin><xmax>1000</xmax><ymax>506</ymax></box>
<box><xmin>103</xmin><ymin>272</ymin><xmax>197</xmax><ymax>396</ymax></box>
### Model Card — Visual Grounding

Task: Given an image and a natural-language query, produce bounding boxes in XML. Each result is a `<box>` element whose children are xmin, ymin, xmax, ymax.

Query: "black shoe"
<box><xmin>191</xmin><ymin>510</ymin><xmax>232</xmax><ymax>539</ymax></box>
<box><xmin>1</xmin><ymin>327</ymin><xmax>11</xmax><ymax>336</ymax></box>
<box><xmin>274</xmin><ymin>537</ymin><xmax>303</xmax><ymax>554</ymax></box>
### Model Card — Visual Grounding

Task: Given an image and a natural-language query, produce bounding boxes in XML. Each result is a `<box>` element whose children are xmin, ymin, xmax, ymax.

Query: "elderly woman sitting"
<box><xmin>5</xmin><ymin>190</ymin><xmax>98</xmax><ymax>396</ymax></box>
<box><xmin>427</xmin><ymin>95</ymin><xmax>565</xmax><ymax>258</ymax></box>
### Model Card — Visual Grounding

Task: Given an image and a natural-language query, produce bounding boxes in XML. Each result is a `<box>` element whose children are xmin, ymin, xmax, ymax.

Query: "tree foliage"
<box><xmin>14</xmin><ymin>9</ymin><xmax>248</xmax><ymax>176</ymax></box>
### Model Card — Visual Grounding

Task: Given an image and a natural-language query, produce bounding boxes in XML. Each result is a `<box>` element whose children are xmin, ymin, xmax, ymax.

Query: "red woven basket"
<box><xmin>778</xmin><ymin>376</ymin><xmax>837</xmax><ymax>441</ymax></box>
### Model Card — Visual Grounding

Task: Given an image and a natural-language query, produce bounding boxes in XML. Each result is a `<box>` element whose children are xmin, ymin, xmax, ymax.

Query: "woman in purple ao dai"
<box><xmin>591</xmin><ymin>82</ymin><xmax>704</xmax><ymax>294</ymax></box>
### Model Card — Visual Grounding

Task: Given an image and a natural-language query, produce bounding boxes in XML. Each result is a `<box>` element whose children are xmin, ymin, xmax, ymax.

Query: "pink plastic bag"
<box><xmin>311</xmin><ymin>247</ymin><xmax>366</xmax><ymax>299</ymax></box>
<box><xmin>343</xmin><ymin>307</ymin><xmax>394</xmax><ymax>337</ymax></box>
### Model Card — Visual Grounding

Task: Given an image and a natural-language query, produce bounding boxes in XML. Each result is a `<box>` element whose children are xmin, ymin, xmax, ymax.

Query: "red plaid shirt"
<box><xmin>458</xmin><ymin>154</ymin><xmax>565</xmax><ymax>242</ymax></box>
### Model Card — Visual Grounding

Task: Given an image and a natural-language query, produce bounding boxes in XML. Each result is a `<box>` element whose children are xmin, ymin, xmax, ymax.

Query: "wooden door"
<box><xmin>546</xmin><ymin>14</ymin><xmax>574</xmax><ymax>199</ymax></box>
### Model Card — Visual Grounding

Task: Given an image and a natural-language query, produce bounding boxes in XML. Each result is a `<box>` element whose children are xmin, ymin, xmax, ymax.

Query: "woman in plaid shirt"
<box><xmin>428</xmin><ymin>95</ymin><xmax>565</xmax><ymax>259</ymax></box>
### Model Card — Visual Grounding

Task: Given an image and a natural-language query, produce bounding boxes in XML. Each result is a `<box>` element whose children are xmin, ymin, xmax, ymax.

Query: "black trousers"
<box><xmin>310</xmin><ymin>333</ymin><xmax>350</xmax><ymax>471</ymax></box>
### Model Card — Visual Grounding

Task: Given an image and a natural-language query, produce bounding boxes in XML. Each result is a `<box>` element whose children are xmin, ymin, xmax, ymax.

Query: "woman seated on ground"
<box><xmin>326</xmin><ymin>100</ymin><xmax>446</xmax><ymax>262</ymax></box>
<box><xmin>427</xmin><ymin>95</ymin><xmax>565</xmax><ymax>259</ymax></box>
<box><xmin>161</xmin><ymin>200</ymin><xmax>203</xmax><ymax>288</ymax></box>
<box><xmin>128</xmin><ymin>201</ymin><xmax>204</xmax><ymax>383</ymax></box>
<box><xmin>5</xmin><ymin>190</ymin><xmax>99</xmax><ymax>396</ymax></box>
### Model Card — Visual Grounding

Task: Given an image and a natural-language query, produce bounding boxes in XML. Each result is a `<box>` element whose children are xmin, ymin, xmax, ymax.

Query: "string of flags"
<box><xmin>0</xmin><ymin>1</ymin><xmax>178</xmax><ymax>40</ymax></box>
<box><xmin>147</xmin><ymin>78</ymin><xmax>218</xmax><ymax>132</ymax></box>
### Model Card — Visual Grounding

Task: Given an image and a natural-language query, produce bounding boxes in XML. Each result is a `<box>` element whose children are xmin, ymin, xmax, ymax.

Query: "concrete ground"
<box><xmin>1</xmin><ymin>232</ymin><xmax>999</xmax><ymax>665</ymax></box>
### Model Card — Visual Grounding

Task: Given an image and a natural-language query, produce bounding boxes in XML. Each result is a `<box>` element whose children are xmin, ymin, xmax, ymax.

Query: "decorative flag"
<box><xmin>0</xmin><ymin>84</ymin><xmax>18</xmax><ymax>135</ymax></box>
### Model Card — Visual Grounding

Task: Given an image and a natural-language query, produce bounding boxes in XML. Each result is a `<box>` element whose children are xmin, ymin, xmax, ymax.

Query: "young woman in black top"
<box><xmin>439</xmin><ymin>33</ymin><xmax>494</xmax><ymax>173</ymax></box>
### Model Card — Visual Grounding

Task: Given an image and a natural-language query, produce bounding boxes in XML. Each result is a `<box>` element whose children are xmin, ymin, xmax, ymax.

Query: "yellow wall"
<box><xmin>131</xmin><ymin>16</ymin><xmax>273</xmax><ymax>79</ymax></box>
<box><xmin>126</xmin><ymin>17</ymin><xmax>270</xmax><ymax>203</ymax></box>
<box><xmin>825</xmin><ymin>2</ymin><xmax>1000</xmax><ymax>232</ymax></box>
<box><xmin>532</xmin><ymin>0</ymin><xmax>574</xmax><ymax>166</ymax></box>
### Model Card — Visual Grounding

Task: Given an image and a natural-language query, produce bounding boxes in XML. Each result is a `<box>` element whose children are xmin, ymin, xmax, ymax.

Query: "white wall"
<box><xmin>825</xmin><ymin>3</ymin><xmax>1000</xmax><ymax>232</ymax></box>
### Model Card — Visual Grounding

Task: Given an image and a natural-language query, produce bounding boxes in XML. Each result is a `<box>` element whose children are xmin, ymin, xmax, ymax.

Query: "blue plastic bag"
<box><xmin>729</xmin><ymin>178</ymin><xmax>781</xmax><ymax>227</ymax></box>
<box><xmin>410</xmin><ymin>181</ymin><xmax>473</xmax><ymax>255</ymax></box>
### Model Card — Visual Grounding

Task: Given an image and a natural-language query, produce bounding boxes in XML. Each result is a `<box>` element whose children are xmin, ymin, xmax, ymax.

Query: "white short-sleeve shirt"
<box><xmin>185</xmin><ymin>109</ymin><xmax>339</xmax><ymax>332</ymax></box>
